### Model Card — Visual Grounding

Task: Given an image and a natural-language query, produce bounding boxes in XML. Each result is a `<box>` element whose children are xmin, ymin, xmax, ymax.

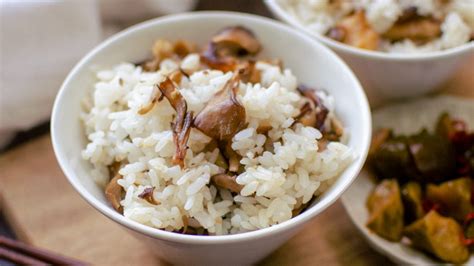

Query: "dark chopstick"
<box><xmin>0</xmin><ymin>246</ymin><xmax>48</xmax><ymax>265</ymax></box>
<box><xmin>0</xmin><ymin>236</ymin><xmax>86</xmax><ymax>265</ymax></box>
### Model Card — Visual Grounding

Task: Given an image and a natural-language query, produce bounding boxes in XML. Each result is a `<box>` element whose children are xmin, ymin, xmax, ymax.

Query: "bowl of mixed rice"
<box><xmin>52</xmin><ymin>11</ymin><xmax>371</xmax><ymax>265</ymax></box>
<box><xmin>265</xmin><ymin>0</ymin><xmax>474</xmax><ymax>105</ymax></box>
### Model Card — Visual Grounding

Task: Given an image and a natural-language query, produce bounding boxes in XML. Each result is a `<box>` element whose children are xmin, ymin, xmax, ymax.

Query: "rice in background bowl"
<box><xmin>276</xmin><ymin>0</ymin><xmax>473</xmax><ymax>53</ymax></box>
<box><xmin>52</xmin><ymin>12</ymin><xmax>371</xmax><ymax>265</ymax></box>
<box><xmin>265</xmin><ymin>0</ymin><xmax>474</xmax><ymax>106</ymax></box>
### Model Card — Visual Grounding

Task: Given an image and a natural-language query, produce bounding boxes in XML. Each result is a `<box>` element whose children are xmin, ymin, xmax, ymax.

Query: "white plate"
<box><xmin>341</xmin><ymin>95</ymin><xmax>474</xmax><ymax>265</ymax></box>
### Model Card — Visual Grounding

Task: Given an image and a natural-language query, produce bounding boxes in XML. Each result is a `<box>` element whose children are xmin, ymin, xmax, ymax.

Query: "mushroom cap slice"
<box><xmin>211</xmin><ymin>26</ymin><xmax>261</xmax><ymax>57</ymax></box>
<box><xmin>194</xmin><ymin>73</ymin><xmax>246</xmax><ymax>142</ymax></box>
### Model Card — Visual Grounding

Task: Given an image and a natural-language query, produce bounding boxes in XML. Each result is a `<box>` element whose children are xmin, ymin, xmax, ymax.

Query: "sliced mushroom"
<box><xmin>211</xmin><ymin>26</ymin><xmax>261</xmax><ymax>58</ymax></box>
<box><xmin>194</xmin><ymin>72</ymin><xmax>246</xmax><ymax>142</ymax></box>
<box><xmin>317</xmin><ymin>138</ymin><xmax>329</xmax><ymax>151</ymax></box>
<box><xmin>138</xmin><ymin>187</ymin><xmax>159</xmax><ymax>205</ymax></box>
<box><xmin>330</xmin><ymin>116</ymin><xmax>344</xmax><ymax>137</ymax></box>
<box><xmin>105</xmin><ymin>174</ymin><xmax>123</xmax><ymax>213</ymax></box>
<box><xmin>237</xmin><ymin>60</ymin><xmax>261</xmax><ymax>84</ymax></box>
<box><xmin>397</xmin><ymin>6</ymin><xmax>418</xmax><ymax>23</ymax></box>
<box><xmin>108</xmin><ymin>160</ymin><xmax>123</xmax><ymax>178</ymax></box>
<box><xmin>138</xmin><ymin>85</ymin><xmax>163</xmax><ymax>115</ymax></box>
<box><xmin>157</xmin><ymin>77</ymin><xmax>193</xmax><ymax>168</ymax></box>
<box><xmin>296</xmin><ymin>85</ymin><xmax>329</xmax><ymax>130</ymax></box>
<box><xmin>294</xmin><ymin>102</ymin><xmax>317</xmax><ymax>127</ymax></box>
<box><xmin>211</xmin><ymin>173</ymin><xmax>243</xmax><ymax>193</ymax></box>
<box><xmin>223</xmin><ymin>141</ymin><xmax>242</xmax><ymax>173</ymax></box>
<box><xmin>173</xmin><ymin>40</ymin><xmax>197</xmax><ymax>58</ymax></box>
<box><xmin>383</xmin><ymin>17</ymin><xmax>441</xmax><ymax>42</ymax></box>
<box><xmin>201</xmin><ymin>26</ymin><xmax>261</xmax><ymax>72</ymax></box>
<box><xmin>141</xmin><ymin>39</ymin><xmax>198</xmax><ymax>72</ymax></box>
<box><xmin>256</xmin><ymin>122</ymin><xmax>272</xmax><ymax>135</ymax></box>
<box><xmin>327</xmin><ymin>11</ymin><xmax>379</xmax><ymax>50</ymax></box>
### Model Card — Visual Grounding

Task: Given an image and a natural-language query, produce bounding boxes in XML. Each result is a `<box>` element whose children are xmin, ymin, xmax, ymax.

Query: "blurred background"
<box><xmin>0</xmin><ymin>0</ymin><xmax>271</xmax><ymax>152</ymax></box>
<box><xmin>0</xmin><ymin>1</ymin><xmax>471</xmax><ymax>265</ymax></box>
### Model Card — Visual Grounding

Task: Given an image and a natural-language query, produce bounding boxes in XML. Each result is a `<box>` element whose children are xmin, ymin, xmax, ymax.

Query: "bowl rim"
<box><xmin>51</xmin><ymin>10</ymin><xmax>372</xmax><ymax>244</ymax></box>
<box><xmin>265</xmin><ymin>0</ymin><xmax>474</xmax><ymax>61</ymax></box>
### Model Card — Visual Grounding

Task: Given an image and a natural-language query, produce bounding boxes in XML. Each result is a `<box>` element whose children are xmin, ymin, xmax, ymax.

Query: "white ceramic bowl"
<box><xmin>51</xmin><ymin>11</ymin><xmax>371</xmax><ymax>266</ymax></box>
<box><xmin>265</xmin><ymin>0</ymin><xmax>474</xmax><ymax>106</ymax></box>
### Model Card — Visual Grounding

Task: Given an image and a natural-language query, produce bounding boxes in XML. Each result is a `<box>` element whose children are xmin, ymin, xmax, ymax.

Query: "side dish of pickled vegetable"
<box><xmin>366</xmin><ymin>113</ymin><xmax>474</xmax><ymax>263</ymax></box>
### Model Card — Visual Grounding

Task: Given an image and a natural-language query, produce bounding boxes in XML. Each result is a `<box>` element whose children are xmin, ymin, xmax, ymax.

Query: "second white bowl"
<box><xmin>265</xmin><ymin>0</ymin><xmax>474</xmax><ymax>106</ymax></box>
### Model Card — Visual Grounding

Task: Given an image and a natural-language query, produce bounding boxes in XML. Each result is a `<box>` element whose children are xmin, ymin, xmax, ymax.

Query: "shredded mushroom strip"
<box><xmin>157</xmin><ymin>77</ymin><xmax>193</xmax><ymax>168</ymax></box>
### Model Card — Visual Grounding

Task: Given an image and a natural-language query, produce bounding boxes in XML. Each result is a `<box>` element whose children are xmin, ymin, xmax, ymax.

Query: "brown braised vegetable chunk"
<box><xmin>366</xmin><ymin>179</ymin><xmax>404</xmax><ymax>241</ymax></box>
<box><xmin>401</xmin><ymin>182</ymin><xmax>425</xmax><ymax>223</ymax></box>
<box><xmin>372</xmin><ymin>130</ymin><xmax>456</xmax><ymax>183</ymax></box>
<box><xmin>426</xmin><ymin>177</ymin><xmax>473</xmax><ymax>222</ymax></box>
<box><xmin>436</xmin><ymin>112</ymin><xmax>474</xmax><ymax>176</ymax></box>
<box><xmin>371</xmin><ymin>136</ymin><xmax>418</xmax><ymax>182</ymax></box>
<box><xmin>466</xmin><ymin>213</ymin><xmax>474</xmax><ymax>240</ymax></box>
<box><xmin>211</xmin><ymin>173</ymin><xmax>243</xmax><ymax>193</ymax></box>
<box><xmin>158</xmin><ymin>77</ymin><xmax>193</xmax><ymax>168</ymax></box>
<box><xmin>368</xmin><ymin>128</ymin><xmax>392</xmax><ymax>158</ymax></box>
<box><xmin>407</xmin><ymin>130</ymin><xmax>456</xmax><ymax>183</ymax></box>
<box><xmin>403</xmin><ymin>210</ymin><xmax>470</xmax><ymax>264</ymax></box>
<box><xmin>326</xmin><ymin>11</ymin><xmax>379</xmax><ymax>50</ymax></box>
<box><xmin>105</xmin><ymin>174</ymin><xmax>123</xmax><ymax>213</ymax></box>
<box><xmin>194</xmin><ymin>71</ymin><xmax>246</xmax><ymax>142</ymax></box>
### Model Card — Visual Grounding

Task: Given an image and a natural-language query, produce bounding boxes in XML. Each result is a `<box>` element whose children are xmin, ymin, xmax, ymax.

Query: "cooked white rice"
<box><xmin>279</xmin><ymin>0</ymin><xmax>473</xmax><ymax>53</ymax></box>
<box><xmin>81</xmin><ymin>54</ymin><xmax>354</xmax><ymax>235</ymax></box>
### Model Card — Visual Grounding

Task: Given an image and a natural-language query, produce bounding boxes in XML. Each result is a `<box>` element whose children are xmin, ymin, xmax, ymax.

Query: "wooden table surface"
<box><xmin>0</xmin><ymin>1</ymin><xmax>472</xmax><ymax>264</ymax></box>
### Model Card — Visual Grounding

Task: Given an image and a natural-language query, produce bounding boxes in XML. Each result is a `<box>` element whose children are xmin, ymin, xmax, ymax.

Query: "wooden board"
<box><xmin>0</xmin><ymin>58</ymin><xmax>472</xmax><ymax>265</ymax></box>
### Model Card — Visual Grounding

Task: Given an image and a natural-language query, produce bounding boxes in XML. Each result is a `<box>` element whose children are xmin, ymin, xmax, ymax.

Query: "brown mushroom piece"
<box><xmin>138</xmin><ymin>187</ymin><xmax>159</xmax><ymax>205</ymax></box>
<box><xmin>105</xmin><ymin>174</ymin><xmax>124</xmax><ymax>213</ymax></box>
<box><xmin>383</xmin><ymin>17</ymin><xmax>441</xmax><ymax>43</ymax></box>
<box><xmin>327</xmin><ymin>11</ymin><xmax>379</xmax><ymax>50</ymax></box>
<box><xmin>194</xmin><ymin>72</ymin><xmax>246</xmax><ymax>142</ymax></box>
<box><xmin>403</xmin><ymin>210</ymin><xmax>470</xmax><ymax>264</ymax></box>
<box><xmin>211</xmin><ymin>173</ymin><xmax>243</xmax><ymax>193</ymax></box>
<box><xmin>201</xmin><ymin>26</ymin><xmax>261</xmax><ymax>72</ymax></box>
<box><xmin>401</xmin><ymin>182</ymin><xmax>425</xmax><ymax>223</ymax></box>
<box><xmin>296</xmin><ymin>85</ymin><xmax>329</xmax><ymax>130</ymax></box>
<box><xmin>366</xmin><ymin>179</ymin><xmax>404</xmax><ymax>241</ymax></box>
<box><xmin>223</xmin><ymin>141</ymin><xmax>242</xmax><ymax>173</ymax></box>
<box><xmin>426</xmin><ymin>177</ymin><xmax>473</xmax><ymax>221</ymax></box>
<box><xmin>157</xmin><ymin>77</ymin><xmax>193</xmax><ymax>168</ymax></box>
<box><xmin>210</xmin><ymin>26</ymin><xmax>261</xmax><ymax>58</ymax></box>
